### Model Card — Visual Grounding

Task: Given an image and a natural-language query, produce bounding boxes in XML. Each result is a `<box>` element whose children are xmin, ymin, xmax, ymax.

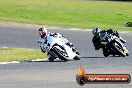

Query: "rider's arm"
<box><xmin>92</xmin><ymin>36</ymin><xmax>101</xmax><ymax>50</ymax></box>
<box><xmin>40</xmin><ymin>47</ymin><xmax>46</xmax><ymax>53</ymax></box>
<box><xmin>38</xmin><ymin>37</ymin><xmax>47</xmax><ymax>53</ymax></box>
<box><xmin>38</xmin><ymin>37</ymin><xmax>45</xmax><ymax>43</ymax></box>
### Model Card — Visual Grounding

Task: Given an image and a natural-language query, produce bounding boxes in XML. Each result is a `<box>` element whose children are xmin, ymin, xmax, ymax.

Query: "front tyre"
<box><xmin>126</xmin><ymin>53</ymin><xmax>129</xmax><ymax>56</ymax></box>
<box><xmin>48</xmin><ymin>57</ymin><xmax>54</xmax><ymax>62</ymax></box>
<box><xmin>113</xmin><ymin>43</ymin><xmax>126</xmax><ymax>57</ymax></box>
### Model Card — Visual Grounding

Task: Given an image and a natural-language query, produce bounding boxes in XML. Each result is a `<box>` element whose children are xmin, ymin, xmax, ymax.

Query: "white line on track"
<box><xmin>30</xmin><ymin>58</ymin><xmax>48</xmax><ymax>61</ymax></box>
<box><xmin>65</xmin><ymin>28</ymin><xmax>129</xmax><ymax>33</ymax></box>
<box><xmin>0</xmin><ymin>61</ymin><xmax>20</xmax><ymax>64</ymax></box>
<box><xmin>0</xmin><ymin>58</ymin><xmax>48</xmax><ymax>65</ymax></box>
<box><xmin>67</xmin><ymin>28</ymin><xmax>91</xmax><ymax>31</ymax></box>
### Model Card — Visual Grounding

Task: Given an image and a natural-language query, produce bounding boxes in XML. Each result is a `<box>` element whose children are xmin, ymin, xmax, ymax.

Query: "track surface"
<box><xmin>0</xmin><ymin>23</ymin><xmax>132</xmax><ymax>88</ymax></box>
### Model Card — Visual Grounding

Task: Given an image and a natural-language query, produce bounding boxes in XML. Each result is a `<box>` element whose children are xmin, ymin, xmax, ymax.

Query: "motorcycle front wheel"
<box><xmin>48</xmin><ymin>57</ymin><xmax>54</xmax><ymax>62</ymax></box>
<box><xmin>52</xmin><ymin>47</ymin><xmax>68</xmax><ymax>61</ymax></box>
<box><xmin>112</xmin><ymin>43</ymin><xmax>126</xmax><ymax>57</ymax></box>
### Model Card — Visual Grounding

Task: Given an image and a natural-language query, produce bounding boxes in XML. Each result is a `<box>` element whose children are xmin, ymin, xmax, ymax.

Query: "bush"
<box><xmin>125</xmin><ymin>22</ymin><xmax>132</xmax><ymax>27</ymax></box>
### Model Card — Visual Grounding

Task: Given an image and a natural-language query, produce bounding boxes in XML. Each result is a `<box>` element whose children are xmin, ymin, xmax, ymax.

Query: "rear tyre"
<box><xmin>102</xmin><ymin>48</ymin><xmax>110</xmax><ymax>57</ymax></box>
<box><xmin>52</xmin><ymin>47</ymin><xmax>68</xmax><ymax>61</ymax></box>
<box><xmin>73</xmin><ymin>55</ymin><xmax>81</xmax><ymax>60</ymax></box>
<box><xmin>126</xmin><ymin>53</ymin><xmax>129</xmax><ymax>56</ymax></box>
<box><xmin>112</xmin><ymin>54</ymin><xmax>116</xmax><ymax>56</ymax></box>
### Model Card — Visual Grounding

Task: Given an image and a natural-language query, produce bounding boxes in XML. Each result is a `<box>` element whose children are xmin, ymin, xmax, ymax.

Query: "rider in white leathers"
<box><xmin>38</xmin><ymin>26</ymin><xmax>75</xmax><ymax>60</ymax></box>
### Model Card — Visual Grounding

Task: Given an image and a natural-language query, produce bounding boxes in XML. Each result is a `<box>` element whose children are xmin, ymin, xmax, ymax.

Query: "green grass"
<box><xmin>0</xmin><ymin>47</ymin><xmax>47</xmax><ymax>62</ymax></box>
<box><xmin>0</xmin><ymin>0</ymin><xmax>132</xmax><ymax>30</ymax></box>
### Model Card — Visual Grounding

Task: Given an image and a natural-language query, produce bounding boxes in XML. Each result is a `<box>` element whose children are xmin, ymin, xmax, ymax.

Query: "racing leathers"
<box><xmin>38</xmin><ymin>32</ymin><xmax>75</xmax><ymax>59</ymax></box>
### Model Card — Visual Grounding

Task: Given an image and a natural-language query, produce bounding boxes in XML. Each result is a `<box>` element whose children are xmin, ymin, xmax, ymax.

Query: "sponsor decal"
<box><xmin>76</xmin><ymin>66</ymin><xmax>131</xmax><ymax>85</ymax></box>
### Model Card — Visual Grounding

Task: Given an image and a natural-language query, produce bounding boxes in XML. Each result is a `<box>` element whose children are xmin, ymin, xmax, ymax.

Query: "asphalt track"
<box><xmin>0</xmin><ymin>23</ymin><xmax>132</xmax><ymax>88</ymax></box>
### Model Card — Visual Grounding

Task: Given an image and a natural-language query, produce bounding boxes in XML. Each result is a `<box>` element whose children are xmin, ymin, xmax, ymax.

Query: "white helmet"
<box><xmin>39</xmin><ymin>26</ymin><xmax>47</xmax><ymax>37</ymax></box>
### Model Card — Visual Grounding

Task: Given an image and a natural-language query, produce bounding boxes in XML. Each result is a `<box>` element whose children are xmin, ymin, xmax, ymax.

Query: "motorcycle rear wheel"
<box><xmin>102</xmin><ymin>48</ymin><xmax>110</xmax><ymax>57</ymax></box>
<box><xmin>73</xmin><ymin>55</ymin><xmax>81</xmax><ymax>60</ymax></box>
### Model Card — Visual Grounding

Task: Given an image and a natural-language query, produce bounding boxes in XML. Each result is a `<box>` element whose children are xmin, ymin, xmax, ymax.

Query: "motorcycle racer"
<box><xmin>38</xmin><ymin>26</ymin><xmax>79</xmax><ymax>60</ymax></box>
<box><xmin>92</xmin><ymin>28</ymin><xmax>129</xmax><ymax>57</ymax></box>
<box><xmin>92</xmin><ymin>28</ymin><xmax>126</xmax><ymax>50</ymax></box>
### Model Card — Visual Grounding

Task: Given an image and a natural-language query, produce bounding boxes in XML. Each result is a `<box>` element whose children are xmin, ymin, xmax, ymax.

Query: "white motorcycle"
<box><xmin>38</xmin><ymin>33</ymin><xmax>81</xmax><ymax>61</ymax></box>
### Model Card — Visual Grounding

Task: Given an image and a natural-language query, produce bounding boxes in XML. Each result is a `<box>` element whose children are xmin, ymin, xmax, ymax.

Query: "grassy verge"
<box><xmin>0</xmin><ymin>47</ymin><xmax>47</xmax><ymax>62</ymax></box>
<box><xmin>0</xmin><ymin>0</ymin><xmax>132</xmax><ymax>30</ymax></box>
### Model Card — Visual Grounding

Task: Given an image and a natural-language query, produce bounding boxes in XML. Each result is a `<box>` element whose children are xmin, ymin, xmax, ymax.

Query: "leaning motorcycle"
<box><xmin>100</xmin><ymin>33</ymin><xmax>129</xmax><ymax>57</ymax></box>
<box><xmin>39</xmin><ymin>33</ymin><xmax>81</xmax><ymax>61</ymax></box>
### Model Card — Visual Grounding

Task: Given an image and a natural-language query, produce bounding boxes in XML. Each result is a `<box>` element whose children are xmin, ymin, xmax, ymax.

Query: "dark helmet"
<box><xmin>92</xmin><ymin>28</ymin><xmax>101</xmax><ymax>36</ymax></box>
<box><xmin>108</xmin><ymin>29</ymin><xmax>114</xmax><ymax>34</ymax></box>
